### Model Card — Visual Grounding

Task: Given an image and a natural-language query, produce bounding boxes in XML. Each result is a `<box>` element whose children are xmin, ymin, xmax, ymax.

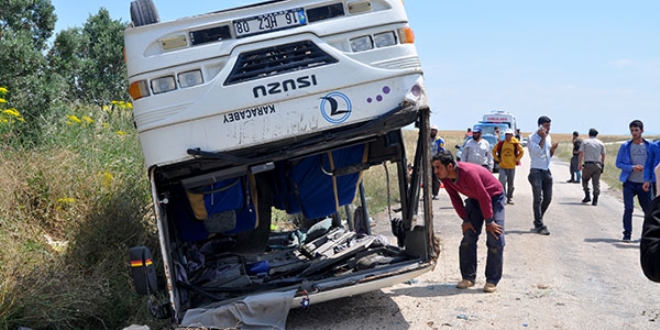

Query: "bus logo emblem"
<box><xmin>320</xmin><ymin>92</ymin><xmax>352</xmax><ymax>124</ymax></box>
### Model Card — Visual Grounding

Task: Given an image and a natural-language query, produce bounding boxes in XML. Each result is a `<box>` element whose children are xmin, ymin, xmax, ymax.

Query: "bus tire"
<box><xmin>130</xmin><ymin>0</ymin><xmax>160</xmax><ymax>27</ymax></box>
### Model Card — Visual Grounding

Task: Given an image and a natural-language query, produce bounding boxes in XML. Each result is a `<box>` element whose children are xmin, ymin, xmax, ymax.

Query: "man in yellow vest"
<box><xmin>492</xmin><ymin>129</ymin><xmax>525</xmax><ymax>205</ymax></box>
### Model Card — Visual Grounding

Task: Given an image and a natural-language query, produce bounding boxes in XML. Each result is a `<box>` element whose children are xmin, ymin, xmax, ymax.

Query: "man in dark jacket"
<box><xmin>641</xmin><ymin>163</ymin><xmax>660</xmax><ymax>282</ymax></box>
<box><xmin>568</xmin><ymin>131</ymin><xmax>582</xmax><ymax>183</ymax></box>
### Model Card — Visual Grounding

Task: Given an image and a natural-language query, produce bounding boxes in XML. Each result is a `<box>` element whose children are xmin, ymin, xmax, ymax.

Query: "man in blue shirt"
<box><xmin>616</xmin><ymin>120</ymin><xmax>653</xmax><ymax>242</ymax></box>
<box><xmin>527</xmin><ymin>116</ymin><xmax>558</xmax><ymax>235</ymax></box>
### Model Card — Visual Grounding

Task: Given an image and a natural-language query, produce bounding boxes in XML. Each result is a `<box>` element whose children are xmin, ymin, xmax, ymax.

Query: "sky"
<box><xmin>50</xmin><ymin>0</ymin><xmax>660</xmax><ymax>135</ymax></box>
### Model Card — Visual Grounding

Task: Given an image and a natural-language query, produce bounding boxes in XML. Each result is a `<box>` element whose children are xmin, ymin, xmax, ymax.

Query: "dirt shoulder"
<box><xmin>287</xmin><ymin>156</ymin><xmax>660</xmax><ymax>329</ymax></box>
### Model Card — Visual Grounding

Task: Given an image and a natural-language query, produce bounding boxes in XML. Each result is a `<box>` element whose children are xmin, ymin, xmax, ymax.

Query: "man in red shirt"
<box><xmin>432</xmin><ymin>150</ymin><xmax>505</xmax><ymax>293</ymax></box>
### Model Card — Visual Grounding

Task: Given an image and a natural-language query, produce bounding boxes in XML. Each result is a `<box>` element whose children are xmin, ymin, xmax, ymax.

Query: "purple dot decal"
<box><xmin>411</xmin><ymin>85</ymin><xmax>421</xmax><ymax>97</ymax></box>
<box><xmin>376</xmin><ymin>95</ymin><xmax>383</xmax><ymax>102</ymax></box>
<box><xmin>367</xmin><ymin>98</ymin><xmax>373</xmax><ymax>103</ymax></box>
<box><xmin>383</xmin><ymin>86</ymin><xmax>391</xmax><ymax>94</ymax></box>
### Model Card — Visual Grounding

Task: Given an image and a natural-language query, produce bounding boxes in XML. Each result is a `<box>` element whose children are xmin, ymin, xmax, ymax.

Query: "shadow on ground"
<box><xmin>286</xmin><ymin>290</ymin><xmax>409</xmax><ymax>329</ymax></box>
<box><xmin>387</xmin><ymin>283</ymin><xmax>484</xmax><ymax>298</ymax></box>
<box><xmin>584</xmin><ymin>237</ymin><xmax>640</xmax><ymax>249</ymax></box>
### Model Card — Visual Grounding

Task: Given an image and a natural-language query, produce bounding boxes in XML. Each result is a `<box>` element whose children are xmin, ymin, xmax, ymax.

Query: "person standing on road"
<box><xmin>430</xmin><ymin>124</ymin><xmax>444</xmax><ymax>200</ymax></box>
<box><xmin>568</xmin><ymin>131</ymin><xmax>583</xmax><ymax>183</ymax></box>
<box><xmin>462</xmin><ymin>126</ymin><xmax>494</xmax><ymax>171</ymax></box>
<box><xmin>577</xmin><ymin>128</ymin><xmax>606</xmax><ymax>206</ymax></box>
<box><xmin>431</xmin><ymin>150</ymin><xmax>505</xmax><ymax>293</ymax></box>
<box><xmin>492</xmin><ymin>128</ymin><xmax>524</xmax><ymax>205</ymax></box>
<box><xmin>527</xmin><ymin>116</ymin><xmax>559</xmax><ymax>236</ymax></box>
<box><xmin>643</xmin><ymin>139</ymin><xmax>660</xmax><ymax>198</ymax></box>
<box><xmin>465</xmin><ymin>127</ymin><xmax>473</xmax><ymax>139</ymax></box>
<box><xmin>616</xmin><ymin>120</ymin><xmax>653</xmax><ymax>242</ymax></box>
<box><xmin>640</xmin><ymin>163</ymin><xmax>660</xmax><ymax>282</ymax></box>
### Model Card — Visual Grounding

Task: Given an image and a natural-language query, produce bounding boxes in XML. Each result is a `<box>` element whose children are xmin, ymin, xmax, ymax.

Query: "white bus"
<box><xmin>125</xmin><ymin>0</ymin><xmax>428</xmax><ymax>168</ymax></box>
<box><xmin>125</xmin><ymin>0</ymin><xmax>436</xmax><ymax>327</ymax></box>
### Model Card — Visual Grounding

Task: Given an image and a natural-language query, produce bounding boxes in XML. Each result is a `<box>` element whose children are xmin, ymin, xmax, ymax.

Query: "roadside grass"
<box><xmin>360</xmin><ymin>129</ymin><xmax>464</xmax><ymax>214</ymax></box>
<box><xmin>0</xmin><ymin>103</ymin><xmax>169</xmax><ymax>329</ymax></box>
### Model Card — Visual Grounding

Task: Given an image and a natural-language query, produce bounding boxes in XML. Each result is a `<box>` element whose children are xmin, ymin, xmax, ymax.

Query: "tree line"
<box><xmin>0</xmin><ymin>0</ymin><xmax>128</xmax><ymax>145</ymax></box>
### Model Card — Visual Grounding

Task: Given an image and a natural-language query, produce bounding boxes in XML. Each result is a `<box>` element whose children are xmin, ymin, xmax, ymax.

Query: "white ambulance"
<box><xmin>482</xmin><ymin>110</ymin><xmax>518</xmax><ymax>133</ymax></box>
<box><xmin>124</xmin><ymin>0</ymin><xmax>438</xmax><ymax>327</ymax></box>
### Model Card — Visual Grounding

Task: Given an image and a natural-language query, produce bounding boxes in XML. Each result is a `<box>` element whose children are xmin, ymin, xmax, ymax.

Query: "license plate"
<box><xmin>233</xmin><ymin>8</ymin><xmax>307</xmax><ymax>38</ymax></box>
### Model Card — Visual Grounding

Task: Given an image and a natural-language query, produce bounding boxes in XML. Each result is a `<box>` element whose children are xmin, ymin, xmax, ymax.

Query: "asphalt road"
<box><xmin>286</xmin><ymin>154</ymin><xmax>660</xmax><ymax>329</ymax></box>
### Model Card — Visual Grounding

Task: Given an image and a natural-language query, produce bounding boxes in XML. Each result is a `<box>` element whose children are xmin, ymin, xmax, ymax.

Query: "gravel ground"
<box><xmin>286</xmin><ymin>156</ymin><xmax>660</xmax><ymax>330</ymax></box>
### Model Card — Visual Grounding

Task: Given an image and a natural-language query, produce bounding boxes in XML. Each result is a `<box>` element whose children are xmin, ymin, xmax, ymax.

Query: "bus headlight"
<box><xmin>374</xmin><ymin>32</ymin><xmax>397</xmax><ymax>48</ymax></box>
<box><xmin>151</xmin><ymin>76</ymin><xmax>177</xmax><ymax>94</ymax></box>
<box><xmin>178</xmin><ymin>70</ymin><xmax>204</xmax><ymax>88</ymax></box>
<box><xmin>350</xmin><ymin>35</ymin><xmax>373</xmax><ymax>52</ymax></box>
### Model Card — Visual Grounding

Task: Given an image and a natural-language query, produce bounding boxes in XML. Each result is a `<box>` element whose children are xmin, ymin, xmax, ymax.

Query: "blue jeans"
<box><xmin>528</xmin><ymin>168</ymin><xmax>553</xmax><ymax>228</ymax></box>
<box><xmin>570</xmin><ymin>154</ymin><xmax>580</xmax><ymax>181</ymax></box>
<box><xmin>460</xmin><ymin>194</ymin><xmax>506</xmax><ymax>285</ymax></box>
<box><xmin>622</xmin><ymin>181</ymin><xmax>652</xmax><ymax>235</ymax></box>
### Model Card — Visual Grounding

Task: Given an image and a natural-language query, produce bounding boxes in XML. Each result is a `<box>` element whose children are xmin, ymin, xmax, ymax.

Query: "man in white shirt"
<box><xmin>527</xmin><ymin>116</ymin><xmax>559</xmax><ymax>235</ymax></box>
<box><xmin>462</xmin><ymin>126</ymin><xmax>494</xmax><ymax>171</ymax></box>
<box><xmin>577</xmin><ymin>128</ymin><xmax>606</xmax><ymax>206</ymax></box>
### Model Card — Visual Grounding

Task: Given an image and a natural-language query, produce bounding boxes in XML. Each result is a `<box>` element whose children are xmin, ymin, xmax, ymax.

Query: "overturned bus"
<box><xmin>124</xmin><ymin>0</ymin><xmax>438</xmax><ymax>327</ymax></box>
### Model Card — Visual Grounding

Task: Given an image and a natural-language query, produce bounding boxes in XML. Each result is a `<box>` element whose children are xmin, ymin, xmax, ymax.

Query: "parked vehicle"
<box><xmin>475</xmin><ymin>122</ymin><xmax>509</xmax><ymax>141</ymax></box>
<box><xmin>455</xmin><ymin>132</ymin><xmax>499</xmax><ymax>172</ymax></box>
<box><xmin>521</xmin><ymin>137</ymin><xmax>529</xmax><ymax>147</ymax></box>
<box><xmin>124</xmin><ymin>0</ymin><xmax>437</xmax><ymax>327</ymax></box>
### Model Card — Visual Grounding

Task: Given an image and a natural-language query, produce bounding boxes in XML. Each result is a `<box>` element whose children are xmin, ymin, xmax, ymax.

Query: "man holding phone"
<box><xmin>527</xmin><ymin>116</ymin><xmax>559</xmax><ymax>235</ymax></box>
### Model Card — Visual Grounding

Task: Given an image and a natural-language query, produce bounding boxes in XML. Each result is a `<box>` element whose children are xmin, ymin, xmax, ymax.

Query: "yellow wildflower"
<box><xmin>0</xmin><ymin>87</ymin><xmax>8</xmax><ymax>94</ymax></box>
<box><xmin>57</xmin><ymin>197</ymin><xmax>76</xmax><ymax>204</ymax></box>
<box><xmin>3</xmin><ymin>109</ymin><xmax>20</xmax><ymax>117</ymax></box>
<box><xmin>102</xmin><ymin>105</ymin><xmax>110</xmax><ymax>112</ymax></box>
<box><xmin>82</xmin><ymin>115</ymin><xmax>94</xmax><ymax>123</ymax></box>
<box><xmin>100</xmin><ymin>171</ymin><xmax>114</xmax><ymax>188</ymax></box>
<box><xmin>115</xmin><ymin>130</ymin><xmax>127</xmax><ymax>135</ymax></box>
<box><xmin>0</xmin><ymin>98</ymin><xmax>6</xmax><ymax>103</ymax></box>
<box><xmin>102</xmin><ymin>123</ymin><xmax>110</xmax><ymax>129</ymax></box>
<box><xmin>112</xmin><ymin>101</ymin><xmax>134</xmax><ymax>110</ymax></box>
<box><xmin>66</xmin><ymin>115</ymin><xmax>82</xmax><ymax>124</ymax></box>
